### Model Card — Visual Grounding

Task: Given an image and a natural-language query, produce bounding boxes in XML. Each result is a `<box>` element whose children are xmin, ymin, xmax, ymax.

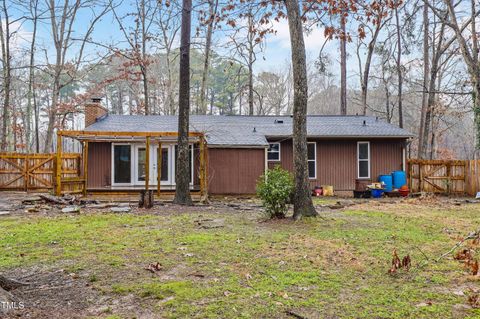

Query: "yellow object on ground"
<box><xmin>322</xmin><ymin>185</ymin><xmax>334</xmax><ymax>196</ymax></box>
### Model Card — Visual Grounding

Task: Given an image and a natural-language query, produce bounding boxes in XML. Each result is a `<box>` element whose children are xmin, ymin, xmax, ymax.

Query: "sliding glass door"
<box><xmin>112</xmin><ymin>143</ymin><xmax>193</xmax><ymax>187</ymax></box>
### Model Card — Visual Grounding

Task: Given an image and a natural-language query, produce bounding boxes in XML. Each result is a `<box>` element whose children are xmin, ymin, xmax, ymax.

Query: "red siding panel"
<box><xmin>371</xmin><ymin>140</ymin><xmax>403</xmax><ymax>179</ymax></box>
<box><xmin>87</xmin><ymin>142</ymin><xmax>111</xmax><ymax>189</ymax></box>
<box><xmin>208</xmin><ymin>148</ymin><xmax>265</xmax><ymax>194</ymax></box>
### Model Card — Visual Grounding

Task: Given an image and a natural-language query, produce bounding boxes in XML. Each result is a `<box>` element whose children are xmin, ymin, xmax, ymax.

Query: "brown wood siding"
<box><xmin>87</xmin><ymin>142</ymin><xmax>111</xmax><ymax>188</ymax></box>
<box><xmin>316</xmin><ymin>140</ymin><xmax>357</xmax><ymax>191</ymax></box>
<box><xmin>268</xmin><ymin>138</ymin><xmax>405</xmax><ymax>191</ymax></box>
<box><xmin>208</xmin><ymin>148</ymin><xmax>265</xmax><ymax>194</ymax></box>
<box><xmin>85</xmin><ymin>139</ymin><xmax>404</xmax><ymax>194</ymax></box>
<box><xmin>371</xmin><ymin>140</ymin><xmax>403</xmax><ymax>181</ymax></box>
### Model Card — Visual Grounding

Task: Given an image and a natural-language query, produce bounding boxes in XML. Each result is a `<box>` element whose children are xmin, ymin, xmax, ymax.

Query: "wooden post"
<box><xmin>145</xmin><ymin>136</ymin><xmax>150</xmax><ymax>192</ymax></box>
<box><xmin>24</xmin><ymin>155</ymin><xmax>29</xmax><ymax>192</ymax></box>
<box><xmin>157</xmin><ymin>141</ymin><xmax>162</xmax><ymax>197</ymax></box>
<box><xmin>55</xmin><ymin>132</ymin><xmax>62</xmax><ymax>196</ymax></box>
<box><xmin>83</xmin><ymin>141</ymin><xmax>89</xmax><ymax>197</ymax></box>
<box><xmin>476</xmin><ymin>160</ymin><xmax>478</xmax><ymax>195</ymax></box>
<box><xmin>446</xmin><ymin>162</ymin><xmax>451</xmax><ymax>194</ymax></box>
<box><xmin>199</xmin><ymin>135</ymin><xmax>208</xmax><ymax>202</ymax></box>
<box><xmin>419</xmin><ymin>162</ymin><xmax>424</xmax><ymax>193</ymax></box>
<box><xmin>264</xmin><ymin>147</ymin><xmax>268</xmax><ymax>180</ymax></box>
<box><xmin>205</xmin><ymin>140</ymin><xmax>209</xmax><ymax>196</ymax></box>
<box><xmin>199</xmin><ymin>138</ymin><xmax>205</xmax><ymax>198</ymax></box>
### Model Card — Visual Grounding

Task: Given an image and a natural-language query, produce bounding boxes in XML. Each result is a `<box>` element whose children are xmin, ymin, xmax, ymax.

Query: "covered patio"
<box><xmin>56</xmin><ymin>130</ymin><xmax>208</xmax><ymax>199</ymax></box>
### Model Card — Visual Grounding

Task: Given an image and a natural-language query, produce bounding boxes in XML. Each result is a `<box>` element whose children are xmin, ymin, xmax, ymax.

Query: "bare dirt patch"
<box><xmin>1</xmin><ymin>266</ymin><xmax>100</xmax><ymax>319</ymax></box>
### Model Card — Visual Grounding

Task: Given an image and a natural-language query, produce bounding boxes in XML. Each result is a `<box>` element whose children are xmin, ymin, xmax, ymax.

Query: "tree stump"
<box><xmin>139</xmin><ymin>190</ymin><xmax>154</xmax><ymax>209</ymax></box>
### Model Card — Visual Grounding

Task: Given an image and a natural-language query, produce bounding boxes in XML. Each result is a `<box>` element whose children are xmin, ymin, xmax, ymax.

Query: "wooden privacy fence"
<box><xmin>0</xmin><ymin>153</ymin><xmax>84</xmax><ymax>194</ymax></box>
<box><xmin>408</xmin><ymin>159</ymin><xmax>480</xmax><ymax>195</ymax></box>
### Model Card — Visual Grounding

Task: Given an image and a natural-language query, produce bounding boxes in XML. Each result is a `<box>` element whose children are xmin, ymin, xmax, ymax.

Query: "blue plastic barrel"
<box><xmin>371</xmin><ymin>189</ymin><xmax>384</xmax><ymax>198</ymax></box>
<box><xmin>378</xmin><ymin>175</ymin><xmax>393</xmax><ymax>192</ymax></box>
<box><xmin>392</xmin><ymin>170</ymin><xmax>407</xmax><ymax>189</ymax></box>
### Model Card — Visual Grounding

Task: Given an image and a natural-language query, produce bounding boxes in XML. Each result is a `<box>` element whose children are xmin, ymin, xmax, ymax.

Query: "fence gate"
<box><xmin>0</xmin><ymin>153</ymin><xmax>83</xmax><ymax>193</ymax></box>
<box><xmin>408</xmin><ymin>160</ymin><xmax>467</xmax><ymax>194</ymax></box>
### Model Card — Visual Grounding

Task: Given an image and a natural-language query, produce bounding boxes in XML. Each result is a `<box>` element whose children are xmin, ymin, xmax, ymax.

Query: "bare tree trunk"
<box><xmin>140</xmin><ymin>0</ymin><xmax>149</xmax><ymax>115</ymax></box>
<box><xmin>44</xmin><ymin>0</ymin><xmax>109</xmax><ymax>151</ymax></box>
<box><xmin>360</xmin><ymin>24</ymin><xmax>381</xmax><ymax>115</ymax></box>
<box><xmin>285</xmin><ymin>0</ymin><xmax>317</xmax><ymax>219</ymax></box>
<box><xmin>27</xmin><ymin>0</ymin><xmax>39</xmax><ymax>153</ymax></box>
<box><xmin>418</xmin><ymin>3</ymin><xmax>429</xmax><ymax>158</ymax></box>
<box><xmin>474</xmin><ymin>84</ymin><xmax>480</xmax><ymax>153</ymax></box>
<box><xmin>34</xmin><ymin>87</ymin><xmax>39</xmax><ymax>153</ymax></box>
<box><xmin>381</xmin><ymin>71</ymin><xmax>391</xmax><ymax>123</ymax></box>
<box><xmin>199</xmin><ymin>0</ymin><xmax>218</xmax><ymax>114</ymax></box>
<box><xmin>44</xmin><ymin>74</ymin><xmax>61</xmax><ymax>153</ymax></box>
<box><xmin>340</xmin><ymin>15</ymin><xmax>347</xmax><ymax>115</ymax></box>
<box><xmin>429</xmin><ymin>115</ymin><xmax>436</xmax><ymax>159</ymax></box>
<box><xmin>174</xmin><ymin>0</ymin><xmax>193</xmax><ymax>205</ymax></box>
<box><xmin>142</xmin><ymin>66</ymin><xmax>150</xmax><ymax>115</ymax></box>
<box><xmin>395</xmin><ymin>3</ymin><xmax>403</xmax><ymax>128</ymax></box>
<box><xmin>0</xmin><ymin>0</ymin><xmax>11</xmax><ymax>151</ymax></box>
<box><xmin>209</xmin><ymin>89</ymin><xmax>214</xmax><ymax>114</ymax></box>
<box><xmin>248</xmin><ymin>62</ymin><xmax>254</xmax><ymax>115</ymax></box>
<box><xmin>421</xmin><ymin>21</ymin><xmax>446</xmax><ymax>159</ymax></box>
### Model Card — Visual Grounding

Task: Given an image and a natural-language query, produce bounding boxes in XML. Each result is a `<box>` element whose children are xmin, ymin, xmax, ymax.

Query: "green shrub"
<box><xmin>256</xmin><ymin>166</ymin><xmax>294</xmax><ymax>219</ymax></box>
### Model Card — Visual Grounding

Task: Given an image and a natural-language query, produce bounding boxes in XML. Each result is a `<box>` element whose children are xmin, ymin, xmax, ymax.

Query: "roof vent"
<box><xmin>363</xmin><ymin>120</ymin><xmax>367</xmax><ymax>126</ymax></box>
<box><xmin>274</xmin><ymin>119</ymin><xmax>284</xmax><ymax>124</ymax></box>
<box><xmin>253</xmin><ymin>127</ymin><xmax>257</xmax><ymax>133</ymax></box>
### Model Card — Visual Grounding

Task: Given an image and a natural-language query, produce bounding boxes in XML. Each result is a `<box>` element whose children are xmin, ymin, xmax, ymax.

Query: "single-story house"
<box><xmin>69</xmin><ymin>99</ymin><xmax>413</xmax><ymax>195</ymax></box>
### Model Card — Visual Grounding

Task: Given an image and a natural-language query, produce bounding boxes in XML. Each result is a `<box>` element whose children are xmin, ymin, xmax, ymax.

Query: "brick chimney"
<box><xmin>84</xmin><ymin>97</ymin><xmax>108</xmax><ymax>128</ymax></box>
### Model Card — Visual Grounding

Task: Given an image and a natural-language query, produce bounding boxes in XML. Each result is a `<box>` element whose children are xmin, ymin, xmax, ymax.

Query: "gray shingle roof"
<box><xmin>85</xmin><ymin>115</ymin><xmax>413</xmax><ymax>147</ymax></box>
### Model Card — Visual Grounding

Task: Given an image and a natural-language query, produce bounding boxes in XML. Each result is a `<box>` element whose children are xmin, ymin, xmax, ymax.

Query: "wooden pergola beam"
<box><xmin>83</xmin><ymin>141</ymin><xmax>88</xmax><ymax>197</ymax></box>
<box><xmin>157</xmin><ymin>142</ymin><xmax>162</xmax><ymax>197</ymax></box>
<box><xmin>58</xmin><ymin>130</ymin><xmax>204</xmax><ymax>138</ymax></box>
<box><xmin>56</xmin><ymin>130</ymin><xmax>208</xmax><ymax>199</ymax></box>
<box><xmin>199</xmin><ymin>135</ymin><xmax>208</xmax><ymax>202</ymax></box>
<box><xmin>145</xmin><ymin>136</ymin><xmax>150</xmax><ymax>192</ymax></box>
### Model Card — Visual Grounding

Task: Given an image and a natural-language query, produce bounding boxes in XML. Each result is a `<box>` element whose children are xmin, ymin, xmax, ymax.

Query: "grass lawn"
<box><xmin>1</xmin><ymin>198</ymin><xmax>480</xmax><ymax>318</ymax></box>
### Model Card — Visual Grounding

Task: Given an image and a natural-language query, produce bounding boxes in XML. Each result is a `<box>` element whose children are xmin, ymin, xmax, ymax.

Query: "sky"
<box><xmin>8</xmin><ymin>1</ymin><xmax>356</xmax><ymax>81</ymax></box>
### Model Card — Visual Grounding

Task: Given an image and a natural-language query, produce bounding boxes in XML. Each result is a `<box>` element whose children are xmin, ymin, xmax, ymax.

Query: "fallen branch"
<box><xmin>39</xmin><ymin>194</ymin><xmax>68</xmax><ymax>205</ymax></box>
<box><xmin>436</xmin><ymin>230</ymin><xmax>480</xmax><ymax>263</ymax></box>
<box><xmin>0</xmin><ymin>275</ymin><xmax>29</xmax><ymax>291</ymax></box>
<box><xmin>285</xmin><ymin>309</ymin><xmax>307</xmax><ymax>319</ymax></box>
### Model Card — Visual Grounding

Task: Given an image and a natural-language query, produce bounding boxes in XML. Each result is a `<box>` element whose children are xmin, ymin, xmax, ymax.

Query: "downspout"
<box><xmin>264</xmin><ymin>146</ymin><xmax>268</xmax><ymax>181</ymax></box>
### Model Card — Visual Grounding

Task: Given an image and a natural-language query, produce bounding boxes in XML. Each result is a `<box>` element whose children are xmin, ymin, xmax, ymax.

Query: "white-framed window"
<box><xmin>267</xmin><ymin>143</ymin><xmax>281</xmax><ymax>161</ymax></box>
<box><xmin>357</xmin><ymin>141</ymin><xmax>370</xmax><ymax>179</ymax></box>
<box><xmin>307</xmin><ymin>142</ymin><xmax>316</xmax><ymax>179</ymax></box>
